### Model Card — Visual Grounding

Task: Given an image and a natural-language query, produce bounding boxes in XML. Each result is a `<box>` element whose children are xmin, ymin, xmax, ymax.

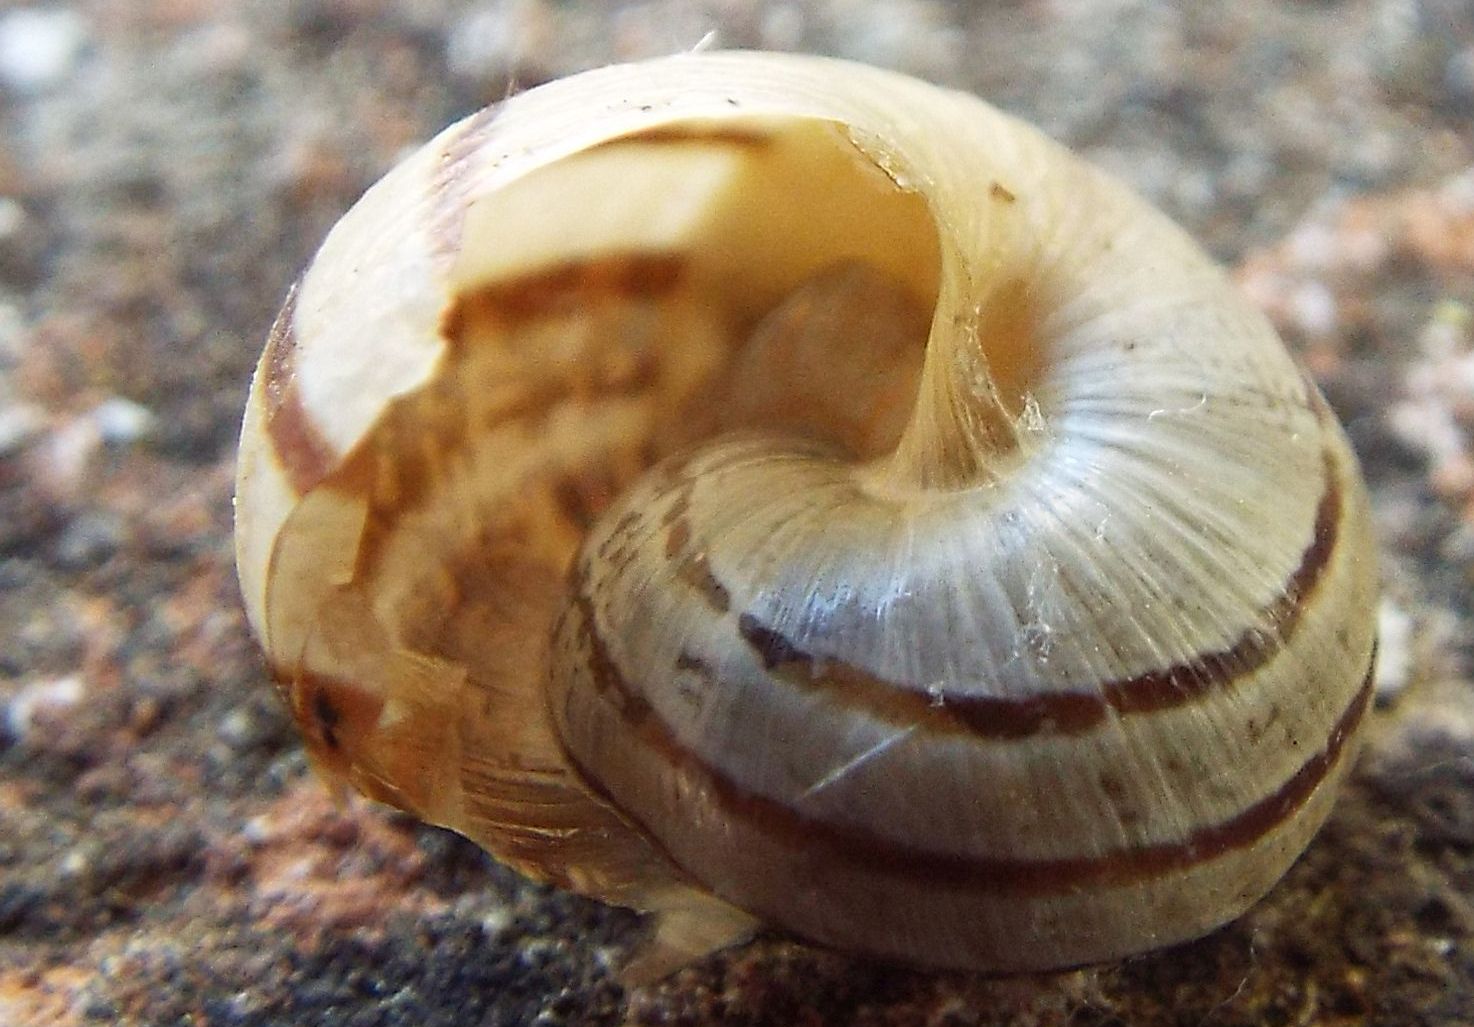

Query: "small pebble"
<box><xmin>1374</xmin><ymin>600</ymin><xmax>1414</xmax><ymax>700</ymax></box>
<box><xmin>55</xmin><ymin>511</ymin><xmax>123</xmax><ymax>569</ymax></box>
<box><xmin>446</xmin><ymin>1</ymin><xmax>556</xmax><ymax>83</ymax></box>
<box><xmin>59</xmin><ymin>848</ymin><xmax>89</xmax><ymax>877</ymax></box>
<box><xmin>218</xmin><ymin>708</ymin><xmax>258</xmax><ymax>749</ymax></box>
<box><xmin>90</xmin><ymin>396</ymin><xmax>156</xmax><ymax>446</ymax></box>
<box><xmin>33</xmin><ymin>416</ymin><xmax>101</xmax><ymax>499</ymax></box>
<box><xmin>1289</xmin><ymin>280</ymin><xmax>1338</xmax><ymax>338</ymax></box>
<box><xmin>4</xmin><ymin>673</ymin><xmax>84</xmax><ymax>740</ymax></box>
<box><xmin>0</xmin><ymin>8</ymin><xmax>87</xmax><ymax>94</ymax></box>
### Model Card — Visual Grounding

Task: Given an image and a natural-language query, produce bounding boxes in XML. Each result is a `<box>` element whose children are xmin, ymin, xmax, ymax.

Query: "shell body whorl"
<box><xmin>235</xmin><ymin>52</ymin><xmax>1378</xmax><ymax>974</ymax></box>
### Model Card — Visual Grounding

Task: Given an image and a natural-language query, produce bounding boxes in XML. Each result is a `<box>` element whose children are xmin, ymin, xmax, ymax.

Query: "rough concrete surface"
<box><xmin>1</xmin><ymin>1</ymin><xmax>1472</xmax><ymax>1024</ymax></box>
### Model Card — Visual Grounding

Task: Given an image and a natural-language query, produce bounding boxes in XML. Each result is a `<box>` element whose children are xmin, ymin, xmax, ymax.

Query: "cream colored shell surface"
<box><xmin>234</xmin><ymin>52</ymin><xmax>1378</xmax><ymax>974</ymax></box>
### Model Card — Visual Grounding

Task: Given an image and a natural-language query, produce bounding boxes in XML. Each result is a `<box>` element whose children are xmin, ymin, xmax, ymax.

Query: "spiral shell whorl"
<box><xmin>234</xmin><ymin>52</ymin><xmax>1377</xmax><ymax>974</ymax></box>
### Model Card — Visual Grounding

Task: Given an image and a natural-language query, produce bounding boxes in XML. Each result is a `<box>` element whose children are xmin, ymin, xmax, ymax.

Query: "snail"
<box><xmin>233</xmin><ymin>51</ymin><xmax>1378</xmax><ymax>976</ymax></box>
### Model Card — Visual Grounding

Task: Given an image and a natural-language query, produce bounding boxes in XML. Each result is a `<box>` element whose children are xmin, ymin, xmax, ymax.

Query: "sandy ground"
<box><xmin>1</xmin><ymin>1</ymin><xmax>1472</xmax><ymax>1024</ymax></box>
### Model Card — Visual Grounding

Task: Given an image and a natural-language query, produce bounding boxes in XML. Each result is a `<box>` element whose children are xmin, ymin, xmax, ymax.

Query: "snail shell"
<box><xmin>234</xmin><ymin>52</ymin><xmax>1378</xmax><ymax>975</ymax></box>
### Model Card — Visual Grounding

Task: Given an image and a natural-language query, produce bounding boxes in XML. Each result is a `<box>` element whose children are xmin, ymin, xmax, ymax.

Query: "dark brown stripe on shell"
<box><xmin>567</xmin><ymin>574</ymin><xmax>1375</xmax><ymax>896</ymax></box>
<box><xmin>342</xmin><ymin>252</ymin><xmax>691</xmax><ymax>577</ymax></box>
<box><xmin>676</xmin><ymin>553</ymin><xmax>732</xmax><ymax>614</ymax></box>
<box><xmin>261</xmin><ymin>281</ymin><xmax>339</xmax><ymax>495</ymax></box>
<box><xmin>444</xmin><ymin>252</ymin><xmax>687</xmax><ymax>334</ymax></box>
<box><xmin>735</xmin><ymin>444</ymin><xmax>1345</xmax><ymax>739</ymax></box>
<box><xmin>1104</xmin><ymin>449</ymin><xmax>1342</xmax><ymax>715</ymax></box>
<box><xmin>663</xmin><ymin>481</ymin><xmax>732</xmax><ymax>614</ymax></box>
<box><xmin>675</xmin><ymin>650</ymin><xmax>721</xmax><ymax>688</ymax></box>
<box><xmin>271</xmin><ymin>661</ymin><xmax>386</xmax><ymax>770</ymax></box>
<box><xmin>570</xmin><ymin>575</ymin><xmax>656</xmax><ymax>731</ymax></box>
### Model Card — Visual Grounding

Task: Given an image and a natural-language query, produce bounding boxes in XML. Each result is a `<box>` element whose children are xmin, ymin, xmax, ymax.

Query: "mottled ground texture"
<box><xmin>1</xmin><ymin>1</ymin><xmax>1472</xmax><ymax>1024</ymax></box>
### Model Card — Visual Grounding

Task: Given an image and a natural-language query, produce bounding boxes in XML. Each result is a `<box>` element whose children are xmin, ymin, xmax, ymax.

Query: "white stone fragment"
<box><xmin>1373</xmin><ymin>599</ymin><xmax>1414</xmax><ymax>700</ymax></box>
<box><xmin>0</xmin><ymin>8</ymin><xmax>87</xmax><ymax>94</ymax></box>
<box><xmin>5</xmin><ymin>673</ymin><xmax>85</xmax><ymax>740</ymax></box>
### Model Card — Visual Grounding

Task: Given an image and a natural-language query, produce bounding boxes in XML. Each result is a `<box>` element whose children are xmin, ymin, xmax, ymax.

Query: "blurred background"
<box><xmin>0</xmin><ymin>2</ymin><xmax>1471</xmax><ymax>1024</ymax></box>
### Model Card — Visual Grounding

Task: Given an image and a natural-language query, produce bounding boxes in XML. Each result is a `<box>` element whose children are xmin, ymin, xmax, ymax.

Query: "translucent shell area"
<box><xmin>234</xmin><ymin>52</ymin><xmax>1378</xmax><ymax>974</ymax></box>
